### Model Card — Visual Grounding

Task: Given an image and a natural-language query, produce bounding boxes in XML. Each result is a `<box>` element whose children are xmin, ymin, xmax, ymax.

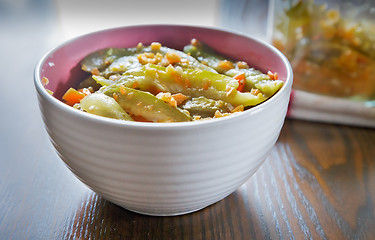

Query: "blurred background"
<box><xmin>0</xmin><ymin>0</ymin><xmax>269</xmax><ymax>44</ymax></box>
<box><xmin>55</xmin><ymin>0</ymin><xmax>269</xmax><ymax>41</ymax></box>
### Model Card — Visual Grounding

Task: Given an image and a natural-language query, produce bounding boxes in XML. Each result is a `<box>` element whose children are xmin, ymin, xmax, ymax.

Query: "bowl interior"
<box><xmin>37</xmin><ymin>25</ymin><xmax>290</xmax><ymax>100</ymax></box>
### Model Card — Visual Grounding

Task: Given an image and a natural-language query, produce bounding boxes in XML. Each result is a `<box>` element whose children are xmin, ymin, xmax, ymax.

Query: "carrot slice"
<box><xmin>62</xmin><ymin>88</ymin><xmax>85</xmax><ymax>106</ymax></box>
<box><xmin>233</xmin><ymin>72</ymin><xmax>246</xmax><ymax>92</ymax></box>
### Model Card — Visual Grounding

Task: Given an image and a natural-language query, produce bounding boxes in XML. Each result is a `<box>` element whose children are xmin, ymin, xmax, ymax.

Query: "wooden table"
<box><xmin>1</xmin><ymin>1</ymin><xmax>375</xmax><ymax>239</ymax></box>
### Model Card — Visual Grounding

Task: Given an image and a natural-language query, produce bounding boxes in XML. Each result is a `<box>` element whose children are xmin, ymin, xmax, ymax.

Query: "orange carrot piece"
<box><xmin>233</xmin><ymin>72</ymin><xmax>246</xmax><ymax>92</ymax></box>
<box><xmin>267</xmin><ymin>71</ymin><xmax>278</xmax><ymax>80</ymax></box>
<box><xmin>62</xmin><ymin>88</ymin><xmax>85</xmax><ymax>106</ymax></box>
<box><xmin>217</xmin><ymin>60</ymin><xmax>234</xmax><ymax>72</ymax></box>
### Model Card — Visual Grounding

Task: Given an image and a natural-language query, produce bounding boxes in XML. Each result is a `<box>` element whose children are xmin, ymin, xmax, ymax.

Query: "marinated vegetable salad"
<box><xmin>272</xmin><ymin>0</ymin><xmax>375</xmax><ymax>101</ymax></box>
<box><xmin>58</xmin><ymin>39</ymin><xmax>283</xmax><ymax>122</ymax></box>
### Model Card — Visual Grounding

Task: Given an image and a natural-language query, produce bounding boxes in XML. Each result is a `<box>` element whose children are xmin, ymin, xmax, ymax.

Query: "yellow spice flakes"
<box><xmin>250</xmin><ymin>88</ymin><xmax>261</xmax><ymax>96</ymax></box>
<box><xmin>136</xmin><ymin>42</ymin><xmax>143</xmax><ymax>50</ymax></box>
<box><xmin>214</xmin><ymin>110</ymin><xmax>231</xmax><ymax>118</ymax></box>
<box><xmin>42</xmin><ymin>77</ymin><xmax>49</xmax><ymax>86</ymax></box>
<box><xmin>113</xmin><ymin>93</ymin><xmax>119</xmax><ymax>101</ymax></box>
<box><xmin>231</xmin><ymin>105</ymin><xmax>244</xmax><ymax>113</ymax></box>
<box><xmin>236</xmin><ymin>61</ymin><xmax>249</xmax><ymax>69</ymax></box>
<box><xmin>91</xmin><ymin>68</ymin><xmax>100</xmax><ymax>76</ymax></box>
<box><xmin>151</xmin><ymin>42</ymin><xmax>162</xmax><ymax>51</ymax></box>
<box><xmin>165</xmin><ymin>51</ymin><xmax>181</xmax><ymax>64</ymax></box>
<box><xmin>226</xmin><ymin>86</ymin><xmax>236</xmax><ymax>96</ymax></box>
<box><xmin>120</xmin><ymin>85</ymin><xmax>126</xmax><ymax>95</ymax></box>
<box><xmin>156</xmin><ymin>92</ymin><xmax>178</xmax><ymax>107</ymax></box>
<box><xmin>191</xmin><ymin>38</ymin><xmax>198</xmax><ymax>46</ymax></box>
<box><xmin>217</xmin><ymin>60</ymin><xmax>234</xmax><ymax>72</ymax></box>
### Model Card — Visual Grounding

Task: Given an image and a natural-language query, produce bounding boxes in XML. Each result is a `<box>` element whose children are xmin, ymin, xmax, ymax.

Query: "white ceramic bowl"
<box><xmin>34</xmin><ymin>25</ymin><xmax>293</xmax><ymax>216</ymax></box>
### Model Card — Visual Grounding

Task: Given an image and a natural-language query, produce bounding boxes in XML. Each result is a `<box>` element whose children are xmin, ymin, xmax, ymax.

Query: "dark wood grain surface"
<box><xmin>1</xmin><ymin>1</ymin><xmax>375</xmax><ymax>239</ymax></box>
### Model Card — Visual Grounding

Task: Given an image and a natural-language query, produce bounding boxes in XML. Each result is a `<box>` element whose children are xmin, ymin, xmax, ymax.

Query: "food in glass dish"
<box><xmin>59</xmin><ymin>39</ymin><xmax>283</xmax><ymax>122</ymax></box>
<box><xmin>272</xmin><ymin>0</ymin><xmax>375</xmax><ymax>101</ymax></box>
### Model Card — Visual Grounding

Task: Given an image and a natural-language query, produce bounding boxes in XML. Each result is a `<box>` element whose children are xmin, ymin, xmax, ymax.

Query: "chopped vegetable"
<box><xmin>184</xmin><ymin>39</ymin><xmax>283</xmax><ymax>97</ymax></box>
<box><xmin>62</xmin><ymin>88</ymin><xmax>86</xmax><ymax>106</ymax></box>
<box><xmin>181</xmin><ymin>96</ymin><xmax>231</xmax><ymax>118</ymax></box>
<box><xmin>80</xmin><ymin>93</ymin><xmax>134</xmax><ymax>121</ymax></box>
<box><xmin>102</xmin><ymin>85</ymin><xmax>191</xmax><ymax>122</ymax></box>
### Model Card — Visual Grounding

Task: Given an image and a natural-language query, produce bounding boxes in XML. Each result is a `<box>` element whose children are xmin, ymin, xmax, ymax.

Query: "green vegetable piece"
<box><xmin>80</xmin><ymin>93</ymin><xmax>134</xmax><ymax>121</ymax></box>
<box><xmin>143</xmin><ymin>63</ymin><xmax>238</xmax><ymax>91</ymax></box>
<box><xmin>92</xmin><ymin>66</ymin><xmax>167</xmax><ymax>94</ymax></box>
<box><xmin>185</xmin><ymin>41</ymin><xmax>283</xmax><ymax>97</ymax></box>
<box><xmin>101</xmin><ymin>86</ymin><xmax>191</xmax><ymax>122</ymax></box>
<box><xmin>108</xmin><ymin>63</ymin><xmax>265</xmax><ymax>107</ymax></box>
<box><xmin>225</xmin><ymin>69</ymin><xmax>283</xmax><ymax>96</ymax></box>
<box><xmin>181</xmin><ymin>96</ymin><xmax>231</xmax><ymax>118</ymax></box>
<box><xmin>103</xmin><ymin>55</ymin><xmax>142</xmax><ymax>76</ymax></box>
<box><xmin>78</xmin><ymin>75</ymin><xmax>102</xmax><ymax>91</ymax></box>
<box><xmin>125</xmin><ymin>64</ymin><xmax>236</xmax><ymax>98</ymax></box>
<box><xmin>94</xmin><ymin>63</ymin><xmax>237</xmax><ymax>94</ymax></box>
<box><xmin>143</xmin><ymin>64</ymin><xmax>268</xmax><ymax>107</ymax></box>
<box><xmin>81</xmin><ymin>44</ymin><xmax>217</xmax><ymax>75</ymax></box>
<box><xmin>157</xmin><ymin>46</ymin><xmax>217</xmax><ymax>72</ymax></box>
<box><xmin>183</xmin><ymin>44</ymin><xmax>228</xmax><ymax>73</ymax></box>
<box><xmin>225</xmin><ymin>90</ymin><xmax>267</xmax><ymax>107</ymax></box>
<box><xmin>92</xmin><ymin>75</ymin><xmax>115</xmax><ymax>87</ymax></box>
<box><xmin>81</xmin><ymin>48</ymin><xmax>139</xmax><ymax>72</ymax></box>
<box><xmin>255</xmin><ymin>80</ymin><xmax>284</xmax><ymax>97</ymax></box>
